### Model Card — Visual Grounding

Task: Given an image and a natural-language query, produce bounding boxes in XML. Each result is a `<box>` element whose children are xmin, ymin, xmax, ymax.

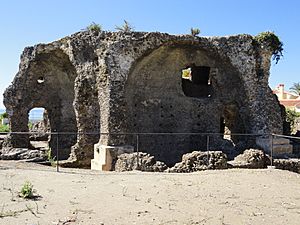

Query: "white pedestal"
<box><xmin>91</xmin><ymin>144</ymin><xmax>134</xmax><ymax>171</ymax></box>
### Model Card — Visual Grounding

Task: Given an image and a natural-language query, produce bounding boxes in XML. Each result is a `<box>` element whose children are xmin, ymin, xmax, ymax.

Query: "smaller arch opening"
<box><xmin>181</xmin><ymin>64</ymin><xmax>212</xmax><ymax>98</ymax></box>
<box><xmin>28</xmin><ymin>107</ymin><xmax>50</xmax><ymax>150</ymax></box>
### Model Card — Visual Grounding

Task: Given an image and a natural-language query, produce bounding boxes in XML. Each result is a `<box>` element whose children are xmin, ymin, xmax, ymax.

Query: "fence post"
<box><xmin>270</xmin><ymin>133</ymin><xmax>273</xmax><ymax>167</ymax></box>
<box><xmin>56</xmin><ymin>132</ymin><xmax>59</xmax><ymax>172</ymax></box>
<box><xmin>136</xmin><ymin>134</ymin><xmax>139</xmax><ymax>169</ymax></box>
<box><xmin>206</xmin><ymin>135</ymin><xmax>210</xmax><ymax>167</ymax></box>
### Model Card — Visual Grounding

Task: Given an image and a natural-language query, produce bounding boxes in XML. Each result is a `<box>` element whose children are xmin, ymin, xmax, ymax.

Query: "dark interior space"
<box><xmin>182</xmin><ymin>64</ymin><xmax>211</xmax><ymax>98</ymax></box>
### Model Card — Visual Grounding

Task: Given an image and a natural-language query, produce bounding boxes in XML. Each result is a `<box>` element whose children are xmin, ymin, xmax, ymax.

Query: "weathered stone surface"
<box><xmin>0</xmin><ymin>148</ymin><xmax>46</xmax><ymax>161</ymax></box>
<box><xmin>228</xmin><ymin>149</ymin><xmax>269</xmax><ymax>169</ymax></box>
<box><xmin>274</xmin><ymin>159</ymin><xmax>300</xmax><ymax>173</ymax></box>
<box><xmin>2</xmin><ymin>30</ymin><xmax>284</xmax><ymax>167</ymax></box>
<box><xmin>114</xmin><ymin>152</ymin><xmax>168</xmax><ymax>172</ymax></box>
<box><xmin>167</xmin><ymin>151</ymin><xmax>227</xmax><ymax>173</ymax></box>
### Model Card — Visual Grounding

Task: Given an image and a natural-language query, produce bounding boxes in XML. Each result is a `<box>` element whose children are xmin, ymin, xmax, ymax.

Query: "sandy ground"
<box><xmin>0</xmin><ymin>161</ymin><xmax>300</xmax><ymax>225</ymax></box>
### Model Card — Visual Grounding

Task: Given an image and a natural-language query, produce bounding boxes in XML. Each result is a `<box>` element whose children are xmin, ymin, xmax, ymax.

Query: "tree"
<box><xmin>289</xmin><ymin>82</ymin><xmax>300</xmax><ymax>96</ymax></box>
<box><xmin>115</xmin><ymin>20</ymin><xmax>134</xmax><ymax>32</ymax></box>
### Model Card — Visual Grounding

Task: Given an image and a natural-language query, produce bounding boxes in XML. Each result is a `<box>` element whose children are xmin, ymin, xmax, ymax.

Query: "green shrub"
<box><xmin>0</xmin><ymin>112</ymin><xmax>8</xmax><ymax>119</ymax></box>
<box><xmin>286</xmin><ymin>108</ymin><xmax>300</xmax><ymax>133</ymax></box>
<box><xmin>190</xmin><ymin>27</ymin><xmax>200</xmax><ymax>36</ymax></box>
<box><xmin>86</xmin><ymin>22</ymin><xmax>102</xmax><ymax>33</ymax></box>
<box><xmin>46</xmin><ymin>148</ymin><xmax>56</xmax><ymax>166</ymax></box>
<box><xmin>0</xmin><ymin>124</ymin><xmax>10</xmax><ymax>132</ymax></box>
<box><xmin>115</xmin><ymin>20</ymin><xmax>134</xmax><ymax>32</ymax></box>
<box><xmin>254</xmin><ymin>31</ymin><xmax>283</xmax><ymax>64</ymax></box>
<box><xmin>20</xmin><ymin>181</ymin><xmax>34</xmax><ymax>199</ymax></box>
<box><xmin>28</xmin><ymin>122</ymin><xmax>33</xmax><ymax>130</ymax></box>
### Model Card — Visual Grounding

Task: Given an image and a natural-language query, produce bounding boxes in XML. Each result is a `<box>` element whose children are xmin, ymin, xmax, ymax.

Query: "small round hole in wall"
<box><xmin>37</xmin><ymin>77</ymin><xmax>45</xmax><ymax>84</ymax></box>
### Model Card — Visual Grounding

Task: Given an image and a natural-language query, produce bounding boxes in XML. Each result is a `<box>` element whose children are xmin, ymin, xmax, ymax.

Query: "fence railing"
<box><xmin>0</xmin><ymin>131</ymin><xmax>300</xmax><ymax>172</ymax></box>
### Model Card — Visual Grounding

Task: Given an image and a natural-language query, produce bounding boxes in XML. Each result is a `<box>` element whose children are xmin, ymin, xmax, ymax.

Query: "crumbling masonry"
<box><xmin>3</xmin><ymin>31</ymin><xmax>283</xmax><ymax>167</ymax></box>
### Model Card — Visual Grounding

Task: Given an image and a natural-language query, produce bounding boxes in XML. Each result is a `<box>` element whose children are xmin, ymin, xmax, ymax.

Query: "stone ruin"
<box><xmin>2</xmin><ymin>30</ymin><xmax>284</xmax><ymax>169</ymax></box>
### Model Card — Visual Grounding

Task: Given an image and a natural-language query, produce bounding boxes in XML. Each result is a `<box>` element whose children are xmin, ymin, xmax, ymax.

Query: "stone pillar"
<box><xmin>6</xmin><ymin>108</ymin><xmax>30</xmax><ymax>148</ymax></box>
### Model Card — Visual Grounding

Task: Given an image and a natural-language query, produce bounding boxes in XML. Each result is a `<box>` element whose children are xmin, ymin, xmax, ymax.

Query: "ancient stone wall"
<box><xmin>2</xmin><ymin>31</ymin><xmax>283</xmax><ymax>166</ymax></box>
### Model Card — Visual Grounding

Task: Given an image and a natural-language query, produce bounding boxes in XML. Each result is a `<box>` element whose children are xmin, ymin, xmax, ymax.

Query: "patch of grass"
<box><xmin>0</xmin><ymin>203</ymin><xmax>39</xmax><ymax>218</ymax></box>
<box><xmin>20</xmin><ymin>181</ymin><xmax>34</xmax><ymax>199</ymax></box>
<box><xmin>46</xmin><ymin>148</ymin><xmax>57</xmax><ymax>166</ymax></box>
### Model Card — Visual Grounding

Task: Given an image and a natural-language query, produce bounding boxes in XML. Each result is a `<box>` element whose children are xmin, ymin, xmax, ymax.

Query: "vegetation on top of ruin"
<box><xmin>85</xmin><ymin>22</ymin><xmax>102</xmax><ymax>33</ymax></box>
<box><xmin>115</xmin><ymin>20</ymin><xmax>134</xmax><ymax>32</ymax></box>
<box><xmin>190</xmin><ymin>28</ymin><xmax>200</xmax><ymax>37</ymax></box>
<box><xmin>290</xmin><ymin>82</ymin><xmax>300</xmax><ymax>96</ymax></box>
<box><xmin>254</xmin><ymin>31</ymin><xmax>284</xmax><ymax>64</ymax></box>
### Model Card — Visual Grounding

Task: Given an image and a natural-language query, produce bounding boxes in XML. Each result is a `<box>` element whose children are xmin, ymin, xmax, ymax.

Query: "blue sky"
<box><xmin>0</xmin><ymin>0</ymin><xmax>299</xmax><ymax>109</ymax></box>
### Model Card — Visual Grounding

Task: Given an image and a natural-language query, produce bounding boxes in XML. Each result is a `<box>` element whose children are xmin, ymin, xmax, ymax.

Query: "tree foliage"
<box><xmin>254</xmin><ymin>31</ymin><xmax>284</xmax><ymax>64</ymax></box>
<box><xmin>286</xmin><ymin>108</ymin><xmax>300</xmax><ymax>133</ymax></box>
<box><xmin>289</xmin><ymin>82</ymin><xmax>300</xmax><ymax>96</ymax></box>
<box><xmin>0</xmin><ymin>112</ymin><xmax>8</xmax><ymax>119</ymax></box>
<box><xmin>0</xmin><ymin>124</ymin><xmax>9</xmax><ymax>132</ymax></box>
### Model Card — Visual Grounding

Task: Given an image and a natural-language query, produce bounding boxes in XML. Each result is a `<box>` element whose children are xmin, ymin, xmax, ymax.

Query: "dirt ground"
<box><xmin>0</xmin><ymin>161</ymin><xmax>300</xmax><ymax>225</ymax></box>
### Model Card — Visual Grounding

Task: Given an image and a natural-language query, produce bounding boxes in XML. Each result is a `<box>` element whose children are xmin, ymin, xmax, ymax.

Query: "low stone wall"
<box><xmin>274</xmin><ymin>159</ymin><xmax>300</xmax><ymax>173</ymax></box>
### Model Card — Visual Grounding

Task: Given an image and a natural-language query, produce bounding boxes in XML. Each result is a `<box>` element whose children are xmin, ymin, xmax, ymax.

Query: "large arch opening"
<box><xmin>124</xmin><ymin>43</ymin><xmax>248</xmax><ymax>166</ymax></box>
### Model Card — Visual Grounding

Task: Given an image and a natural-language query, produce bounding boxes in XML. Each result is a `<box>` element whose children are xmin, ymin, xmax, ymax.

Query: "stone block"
<box><xmin>272</xmin><ymin>138</ymin><xmax>290</xmax><ymax>145</ymax></box>
<box><xmin>256</xmin><ymin>137</ymin><xmax>293</xmax><ymax>156</ymax></box>
<box><xmin>272</xmin><ymin>144</ymin><xmax>293</xmax><ymax>155</ymax></box>
<box><xmin>91</xmin><ymin>144</ymin><xmax>134</xmax><ymax>171</ymax></box>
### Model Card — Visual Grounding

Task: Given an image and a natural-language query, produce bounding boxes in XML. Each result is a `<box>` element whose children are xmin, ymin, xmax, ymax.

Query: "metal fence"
<box><xmin>0</xmin><ymin>131</ymin><xmax>300</xmax><ymax>172</ymax></box>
